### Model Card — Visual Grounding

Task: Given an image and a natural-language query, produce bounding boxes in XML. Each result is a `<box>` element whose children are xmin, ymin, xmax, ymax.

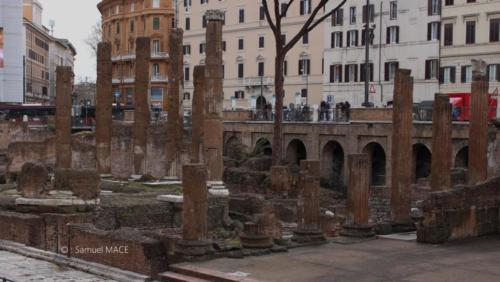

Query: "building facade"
<box><xmin>98</xmin><ymin>0</ymin><xmax>175</xmax><ymax>110</ymax></box>
<box><xmin>440</xmin><ymin>0</ymin><xmax>500</xmax><ymax>95</ymax></box>
<box><xmin>323</xmin><ymin>0</ymin><xmax>441</xmax><ymax>107</ymax></box>
<box><xmin>48</xmin><ymin>39</ymin><xmax>76</xmax><ymax>102</ymax></box>
<box><xmin>178</xmin><ymin>0</ymin><xmax>326</xmax><ymax>110</ymax></box>
<box><xmin>0</xmin><ymin>0</ymin><xmax>24</xmax><ymax>103</ymax></box>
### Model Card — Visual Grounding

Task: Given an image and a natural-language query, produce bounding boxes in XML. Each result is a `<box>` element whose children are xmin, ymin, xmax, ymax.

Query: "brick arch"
<box><xmin>454</xmin><ymin>145</ymin><xmax>469</xmax><ymax>168</ymax></box>
<box><xmin>286</xmin><ymin>139</ymin><xmax>307</xmax><ymax>166</ymax></box>
<box><xmin>362</xmin><ymin>142</ymin><xmax>387</xmax><ymax>186</ymax></box>
<box><xmin>412</xmin><ymin>143</ymin><xmax>432</xmax><ymax>183</ymax></box>
<box><xmin>321</xmin><ymin>140</ymin><xmax>345</xmax><ymax>190</ymax></box>
<box><xmin>253</xmin><ymin>137</ymin><xmax>272</xmax><ymax>156</ymax></box>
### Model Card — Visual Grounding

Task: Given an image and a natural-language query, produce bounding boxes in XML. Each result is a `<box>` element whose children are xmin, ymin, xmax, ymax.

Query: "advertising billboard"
<box><xmin>0</xmin><ymin>27</ymin><xmax>4</xmax><ymax>68</ymax></box>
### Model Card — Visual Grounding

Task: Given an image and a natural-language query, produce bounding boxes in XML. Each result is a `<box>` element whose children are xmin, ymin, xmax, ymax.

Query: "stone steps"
<box><xmin>159</xmin><ymin>264</ymin><xmax>262</xmax><ymax>282</ymax></box>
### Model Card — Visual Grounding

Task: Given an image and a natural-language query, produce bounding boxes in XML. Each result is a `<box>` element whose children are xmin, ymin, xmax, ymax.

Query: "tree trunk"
<box><xmin>272</xmin><ymin>53</ymin><xmax>285</xmax><ymax>165</ymax></box>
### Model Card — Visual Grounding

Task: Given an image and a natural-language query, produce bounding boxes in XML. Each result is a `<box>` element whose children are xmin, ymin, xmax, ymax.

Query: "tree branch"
<box><xmin>307</xmin><ymin>0</ymin><xmax>347</xmax><ymax>32</ymax></box>
<box><xmin>283</xmin><ymin>0</ymin><xmax>296</xmax><ymax>17</ymax></box>
<box><xmin>262</xmin><ymin>0</ymin><xmax>278</xmax><ymax>36</ymax></box>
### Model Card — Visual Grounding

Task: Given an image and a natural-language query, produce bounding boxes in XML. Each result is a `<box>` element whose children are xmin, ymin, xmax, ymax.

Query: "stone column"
<box><xmin>269</xmin><ymin>166</ymin><xmax>289</xmax><ymax>196</ymax></box>
<box><xmin>95</xmin><ymin>42</ymin><xmax>112</xmax><ymax>175</ymax></box>
<box><xmin>390</xmin><ymin>69</ymin><xmax>414</xmax><ymax>231</ymax></box>
<box><xmin>175</xmin><ymin>163</ymin><xmax>213</xmax><ymax>257</ymax></box>
<box><xmin>133</xmin><ymin>37</ymin><xmax>151</xmax><ymax>175</ymax></box>
<box><xmin>431</xmin><ymin>94</ymin><xmax>452</xmax><ymax>191</ymax></box>
<box><xmin>204</xmin><ymin>10</ymin><xmax>225</xmax><ymax>194</ymax></box>
<box><xmin>341</xmin><ymin>154</ymin><xmax>374</xmax><ymax>237</ymax></box>
<box><xmin>469</xmin><ymin>60</ymin><xmax>490</xmax><ymax>184</ymax></box>
<box><xmin>55</xmin><ymin>66</ymin><xmax>73</xmax><ymax>169</ymax></box>
<box><xmin>166</xmin><ymin>29</ymin><xmax>184</xmax><ymax>178</ymax></box>
<box><xmin>191</xmin><ymin>65</ymin><xmax>205</xmax><ymax>163</ymax></box>
<box><xmin>293</xmin><ymin>160</ymin><xmax>325</xmax><ymax>243</ymax></box>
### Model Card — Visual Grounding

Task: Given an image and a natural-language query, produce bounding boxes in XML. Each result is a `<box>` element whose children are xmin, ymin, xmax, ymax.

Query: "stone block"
<box><xmin>55</xmin><ymin>168</ymin><xmax>100</xmax><ymax>200</ymax></box>
<box><xmin>0</xmin><ymin>211</ymin><xmax>46</xmax><ymax>248</ymax></box>
<box><xmin>17</xmin><ymin>162</ymin><xmax>49</xmax><ymax>198</ymax></box>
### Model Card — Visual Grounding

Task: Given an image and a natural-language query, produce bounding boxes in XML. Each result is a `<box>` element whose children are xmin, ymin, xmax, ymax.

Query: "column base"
<box><xmin>292</xmin><ymin>229</ymin><xmax>326</xmax><ymax>243</ymax></box>
<box><xmin>174</xmin><ymin>240</ymin><xmax>214</xmax><ymax>258</ymax></box>
<box><xmin>391</xmin><ymin>221</ymin><xmax>416</xmax><ymax>233</ymax></box>
<box><xmin>240</xmin><ymin>234</ymin><xmax>273</xmax><ymax>249</ymax></box>
<box><xmin>340</xmin><ymin>223</ymin><xmax>375</xmax><ymax>238</ymax></box>
<box><xmin>208</xmin><ymin>181</ymin><xmax>229</xmax><ymax>197</ymax></box>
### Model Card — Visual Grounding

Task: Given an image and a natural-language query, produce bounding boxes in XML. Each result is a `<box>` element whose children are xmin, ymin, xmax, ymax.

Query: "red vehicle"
<box><xmin>448</xmin><ymin>93</ymin><xmax>498</xmax><ymax>121</ymax></box>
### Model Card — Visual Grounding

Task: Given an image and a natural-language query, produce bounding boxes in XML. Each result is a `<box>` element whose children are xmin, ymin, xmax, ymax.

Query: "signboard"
<box><xmin>369</xmin><ymin>84</ymin><xmax>376</xmax><ymax>94</ymax></box>
<box><xmin>0</xmin><ymin>27</ymin><xmax>4</xmax><ymax>68</ymax></box>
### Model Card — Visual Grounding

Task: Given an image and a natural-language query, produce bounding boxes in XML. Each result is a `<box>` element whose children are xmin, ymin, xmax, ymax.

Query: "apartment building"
<box><xmin>48</xmin><ymin>39</ymin><xmax>77</xmax><ymax>102</ymax></box>
<box><xmin>98</xmin><ymin>0</ymin><xmax>175</xmax><ymax>110</ymax></box>
<box><xmin>440</xmin><ymin>0</ymin><xmax>500</xmax><ymax>95</ymax></box>
<box><xmin>0</xmin><ymin>0</ymin><xmax>24</xmax><ymax>103</ymax></box>
<box><xmin>323</xmin><ymin>0</ymin><xmax>441</xmax><ymax>107</ymax></box>
<box><xmin>178</xmin><ymin>0</ymin><xmax>325</xmax><ymax>110</ymax></box>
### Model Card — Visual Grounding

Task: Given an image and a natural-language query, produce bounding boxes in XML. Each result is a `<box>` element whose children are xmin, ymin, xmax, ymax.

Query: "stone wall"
<box><xmin>223</xmin><ymin>110</ymin><xmax>253</xmax><ymax>121</ymax></box>
<box><xmin>6</xmin><ymin>138</ymin><xmax>56</xmax><ymax>178</ymax></box>
<box><xmin>350</xmin><ymin>108</ymin><xmax>393</xmax><ymax>121</ymax></box>
<box><xmin>416</xmin><ymin>176</ymin><xmax>500</xmax><ymax>244</ymax></box>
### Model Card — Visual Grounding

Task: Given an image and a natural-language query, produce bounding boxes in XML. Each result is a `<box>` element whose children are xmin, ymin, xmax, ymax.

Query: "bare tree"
<box><xmin>84</xmin><ymin>21</ymin><xmax>103</xmax><ymax>58</ymax></box>
<box><xmin>263</xmin><ymin>0</ymin><xmax>347</xmax><ymax>165</ymax></box>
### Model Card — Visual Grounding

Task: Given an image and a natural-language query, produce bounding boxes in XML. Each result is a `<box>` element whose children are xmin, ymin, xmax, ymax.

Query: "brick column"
<box><xmin>469</xmin><ymin>60</ymin><xmax>490</xmax><ymax>184</ymax></box>
<box><xmin>55</xmin><ymin>66</ymin><xmax>73</xmax><ymax>169</ymax></box>
<box><xmin>204</xmin><ymin>10</ymin><xmax>224</xmax><ymax>185</ymax></box>
<box><xmin>191</xmin><ymin>65</ymin><xmax>205</xmax><ymax>163</ymax></box>
<box><xmin>341</xmin><ymin>154</ymin><xmax>374</xmax><ymax>237</ymax></box>
<box><xmin>293</xmin><ymin>160</ymin><xmax>325</xmax><ymax>243</ymax></box>
<box><xmin>133</xmin><ymin>37</ymin><xmax>151</xmax><ymax>175</ymax></box>
<box><xmin>166</xmin><ymin>29</ymin><xmax>184</xmax><ymax>178</ymax></box>
<box><xmin>175</xmin><ymin>164</ymin><xmax>213</xmax><ymax>257</ymax></box>
<box><xmin>95</xmin><ymin>42</ymin><xmax>112</xmax><ymax>174</ymax></box>
<box><xmin>269</xmin><ymin>166</ymin><xmax>290</xmax><ymax>196</ymax></box>
<box><xmin>431</xmin><ymin>94</ymin><xmax>452</xmax><ymax>191</ymax></box>
<box><xmin>390</xmin><ymin>69</ymin><xmax>415</xmax><ymax>231</ymax></box>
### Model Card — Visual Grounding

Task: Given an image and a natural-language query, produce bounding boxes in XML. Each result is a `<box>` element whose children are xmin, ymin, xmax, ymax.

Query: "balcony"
<box><xmin>112</xmin><ymin>76</ymin><xmax>135</xmax><ymax>84</ymax></box>
<box><xmin>151</xmin><ymin>52</ymin><xmax>169</xmax><ymax>59</ymax></box>
<box><xmin>111</xmin><ymin>53</ymin><xmax>136</xmax><ymax>62</ymax></box>
<box><xmin>244</xmin><ymin>76</ymin><xmax>274</xmax><ymax>88</ymax></box>
<box><xmin>151</xmin><ymin>75</ymin><xmax>168</xmax><ymax>83</ymax></box>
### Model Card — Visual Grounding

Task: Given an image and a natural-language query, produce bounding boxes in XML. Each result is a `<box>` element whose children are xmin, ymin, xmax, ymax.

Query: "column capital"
<box><xmin>205</xmin><ymin>9</ymin><xmax>225</xmax><ymax>21</ymax></box>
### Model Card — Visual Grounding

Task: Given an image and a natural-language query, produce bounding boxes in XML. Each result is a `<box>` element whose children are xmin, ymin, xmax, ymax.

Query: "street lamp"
<box><xmin>362</xmin><ymin>0</ymin><xmax>374</xmax><ymax>108</ymax></box>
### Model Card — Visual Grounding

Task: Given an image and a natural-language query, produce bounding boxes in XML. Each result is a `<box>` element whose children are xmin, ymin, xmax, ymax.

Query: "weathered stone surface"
<box><xmin>270</xmin><ymin>166</ymin><xmax>289</xmax><ymax>196</ymax></box>
<box><xmin>133</xmin><ymin>37</ymin><xmax>151</xmax><ymax>175</ymax></box>
<box><xmin>17</xmin><ymin>162</ymin><xmax>49</xmax><ymax>198</ymax></box>
<box><xmin>431</xmin><ymin>94</ymin><xmax>452</xmax><ymax>191</ymax></box>
<box><xmin>468</xmin><ymin>60</ymin><xmax>490</xmax><ymax>184</ymax></box>
<box><xmin>191</xmin><ymin>66</ymin><xmax>205</xmax><ymax>163</ymax></box>
<box><xmin>55</xmin><ymin>66</ymin><xmax>73</xmax><ymax>169</ymax></box>
<box><xmin>54</xmin><ymin>168</ymin><xmax>100</xmax><ymax>200</ymax></box>
<box><xmin>166</xmin><ymin>29</ymin><xmax>184</xmax><ymax>178</ymax></box>
<box><xmin>0</xmin><ymin>211</ymin><xmax>46</xmax><ymax>249</ymax></box>
<box><xmin>95</xmin><ymin>42</ymin><xmax>113</xmax><ymax>174</ymax></box>
<box><xmin>391</xmin><ymin>69</ymin><xmax>414</xmax><ymax>225</ymax></box>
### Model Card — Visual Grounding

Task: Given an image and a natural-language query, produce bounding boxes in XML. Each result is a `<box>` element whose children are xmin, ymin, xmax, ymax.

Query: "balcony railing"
<box><xmin>112</xmin><ymin>76</ymin><xmax>135</xmax><ymax>84</ymax></box>
<box><xmin>151</xmin><ymin>75</ymin><xmax>168</xmax><ymax>82</ymax></box>
<box><xmin>111</xmin><ymin>53</ymin><xmax>136</xmax><ymax>62</ymax></box>
<box><xmin>244</xmin><ymin>76</ymin><xmax>274</xmax><ymax>87</ymax></box>
<box><xmin>151</xmin><ymin>51</ymin><xmax>169</xmax><ymax>59</ymax></box>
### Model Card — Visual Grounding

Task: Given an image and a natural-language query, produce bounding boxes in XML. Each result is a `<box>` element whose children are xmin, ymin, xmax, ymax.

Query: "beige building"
<box><xmin>98</xmin><ymin>0</ymin><xmax>175</xmax><ymax>110</ymax></box>
<box><xmin>440</xmin><ymin>0</ymin><xmax>500</xmax><ymax>94</ymax></box>
<box><xmin>178</xmin><ymin>0</ymin><xmax>325</xmax><ymax>110</ymax></box>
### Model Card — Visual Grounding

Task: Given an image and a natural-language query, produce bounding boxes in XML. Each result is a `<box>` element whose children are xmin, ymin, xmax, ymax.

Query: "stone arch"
<box><xmin>362</xmin><ymin>142</ymin><xmax>387</xmax><ymax>186</ymax></box>
<box><xmin>321</xmin><ymin>141</ymin><xmax>345</xmax><ymax>189</ymax></box>
<box><xmin>412</xmin><ymin>143</ymin><xmax>432</xmax><ymax>182</ymax></box>
<box><xmin>286</xmin><ymin>139</ymin><xmax>307</xmax><ymax>166</ymax></box>
<box><xmin>254</xmin><ymin>137</ymin><xmax>272</xmax><ymax>156</ymax></box>
<box><xmin>256</xmin><ymin>96</ymin><xmax>267</xmax><ymax>110</ymax></box>
<box><xmin>455</xmin><ymin>146</ymin><xmax>469</xmax><ymax>168</ymax></box>
<box><xmin>224</xmin><ymin>135</ymin><xmax>244</xmax><ymax>159</ymax></box>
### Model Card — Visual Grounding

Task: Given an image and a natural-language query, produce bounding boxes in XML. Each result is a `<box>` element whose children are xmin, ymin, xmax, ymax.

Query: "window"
<box><xmin>386</xmin><ymin>26</ymin><xmax>399</xmax><ymax>44</ymax></box>
<box><xmin>349</xmin><ymin>7</ymin><xmax>356</xmax><ymax>24</ymax></box>
<box><xmin>260</xmin><ymin>6</ymin><xmax>265</xmax><ymax>20</ymax></box>
<box><xmin>461</xmin><ymin>65</ymin><xmax>472</xmax><ymax>83</ymax></box>
<box><xmin>428</xmin><ymin>0</ymin><xmax>440</xmax><ymax>16</ymax></box>
<box><xmin>153</xmin><ymin>40</ymin><xmax>160</xmax><ymax>53</ymax></box>
<box><xmin>298</xmin><ymin>59</ymin><xmax>310</xmax><ymax>75</ymax></box>
<box><xmin>490</xmin><ymin>19</ymin><xmax>500</xmax><ymax>42</ymax></box>
<box><xmin>445</xmin><ymin>0</ymin><xmax>454</xmax><ymax>5</ymax></box>
<box><xmin>331</xmin><ymin>32</ymin><xmax>343</xmax><ymax>48</ymax></box>
<box><xmin>361</xmin><ymin>29</ymin><xmax>373</xmax><ymax>46</ymax></box>
<box><xmin>239</xmin><ymin>9</ymin><xmax>245</xmax><ymax>23</ymax></box>
<box><xmin>280</xmin><ymin>3</ymin><xmax>288</xmax><ymax>17</ymax></box>
<box><xmin>201</xmin><ymin>0</ymin><xmax>208</xmax><ymax>4</ymax></box>
<box><xmin>425</xmin><ymin>59</ymin><xmax>439</xmax><ymax>80</ymax></box>
<box><xmin>259</xmin><ymin>36</ymin><xmax>265</xmax><ymax>48</ymax></box>
<box><xmin>390</xmin><ymin>1</ymin><xmax>397</xmax><ymax>20</ymax></box>
<box><xmin>258</xmin><ymin>62</ymin><xmax>265</xmax><ymax>77</ymax></box>
<box><xmin>238</xmin><ymin>38</ymin><xmax>244</xmax><ymax>50</ymax></box>
<box><xmin>131</xmin><ymin>2</ymin><xmax>135</xmax><ymax>12</ymax></box>
<box><xmin>183</xmin><ymin>0</ymin><xmax>191</xmax><ymax>7</ymax></box>
<box><xmin>183</xmin><ymin>44</ymin><xmax>191</xmax><ymax>55</ymax></box>
<box><xmin>303</xmin><ymin>32</ymin><xmax>309</xmax><ymax>44</ymax></box>
<box><xmin>284</xmin><ymin>61</ymin><xmax>288</xmax><ymax>76</ymax></box>
<box><xmin>183</xmin><ymin>92</ymin><xmax>191</xmax><ymax>101</ymax></box>
<box><xmin>332</xmin><ymin>8</ymin><xmax>343</xmax><ymax>26</ymax></box>
<box><xmin>116</xmin><ymin>22</ymin><xmax>120</xmax><ymax>34</ymax></box>
<box><xmin>300</xmin><ymin>0</ymin><xmax>311</xmax><ymax>15</ymax></box>
<box><xmin>384</xmin><ymin>62</ymin><xmax>399</xmax><ymax>81</ymax></box>
<box><xmin>344</xmin><ymin>64</ymin><xmax>358</xmax><ymax>82</ymax></box>
<box><xmin>235</xmin><ymin>90</ymin><xmax>245</xmax><ymax>99</ymax></box>
<box><xmin>362</xmin><ymin>4</ymin><xmax>374</xmax><ymax>23</ymax></box>
<box><xmin>152</xmin><ymin>0</ymin><xmax>160</xmax><ymax>8</ymax></box>
<box><xmin>444</xmin><ymin>23</ymin><xmax>453</xmax><ymax>46</ymax></box>
<box><xmin>184</xmin><ymin>67</ymin><xmax>190</xmax><ymax>81</ymax></box>
<box><xmin>130</xmin><ymin>20</ymin><xmax>135</xmax><ymax>32</ymax></box>
<box><xmin>222</xmin><ymin>41</ymin><xmax>226</xmax><ymax>51</ymax></box>
<box><xmin>152</xmin><ymin>63</ymin><xmax>160</xmax><ymax>76</ymax></box>
<box><xmin>439</xmin><ymin>66</ymin><xmax>456</xmax><ymax>84</ymax></box>
<box><xmin>151</xmin><ymin>88</ymin><xmax>163</xmax><ymax>101</ymax></box>
<box><xmin>281</xmin><ymin>34</ymin><xmax>286</xmax><ymax>45</ymax></box>
<box><xmin>360</xmin><ymin>63</ymin><xmax>374</xmax><ymax>82</ymax></box>
<box><xmin>347</xmin><ymin>30</ymin><xmax>358</xmax><ymax>47</ymax></box>
<box><xmin>202</xmin><ymin>15</ymin><xmax>207</xmax><ymax>28</ymax></box>
<box><xmin>329</xmin><ymin>65</ymin><xmax>343</xmax><ymax>83</ymax></box>
<box><xmin>428</xmin><ymin>22</ymin><xmax>440</xmax><ymax>41</ymax></box>
<box><xmin>238</xmin><ymin>63</ymin><xmax>244</xmax><ymax>78</ymax></box>
<box><xmin>185</xmin><ymin>17</ymin><xmax>190</xmax><ymax>30</ymax></box>
<box><xmin>301</xmin><ymin>89</ymin><xmax>308</xmax><ymax>98</ymax></box>
<box><xmin>466</xmin><ymin>21</ymin><xmax>475</xmax><ymax>44</ymax></box>
<box><xmin>487</xmin><ymin>64</ymin><xmax>500</xmax><ymax>82</ymax></box>
<box><xmin>153</xmin><ymin>17</ymin><xmax>160</xmax><ymax>30</ymax></box>
<box><xmin>199</xmin><ymin>43</ymin><xmax>206</xmax><ymax>54</ymax></box>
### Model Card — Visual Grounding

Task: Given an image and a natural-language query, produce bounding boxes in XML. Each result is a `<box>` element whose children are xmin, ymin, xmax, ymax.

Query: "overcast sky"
<box><xmin>39</xmin><ymin>0</ymin><xmax>101</xmax><ymax>82</ymax></box>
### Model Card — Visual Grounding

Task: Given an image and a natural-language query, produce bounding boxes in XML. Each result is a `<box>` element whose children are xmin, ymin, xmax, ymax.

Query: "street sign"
<box><xmin>114</xmin><ymin>91</ymin><xmax>120</xmax><ymax>98</ymax></box>
<box><xmin>369</xmin><ymin>84</ymin><xmax>376</xmax><ymax>94</ymax></box>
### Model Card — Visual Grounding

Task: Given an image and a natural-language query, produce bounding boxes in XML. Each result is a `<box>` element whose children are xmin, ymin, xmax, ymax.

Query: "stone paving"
<box><xmin>0</xmin><ymin>250</ymin><xmax>115</xmax><ymax>282</ymax></box>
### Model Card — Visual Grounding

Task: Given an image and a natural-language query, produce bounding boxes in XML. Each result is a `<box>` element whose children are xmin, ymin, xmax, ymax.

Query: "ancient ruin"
<box><xmin>431</xmin><ymin>94</ymin><xmax>452</xmax><ymax>191</ymax></box>
<box><xmin>95</xmin><ymin>42</ymin><xmax>112</xmax><ymax>175</ymax></box>
<box><xmin>55</xmin><ymin>66</ymin><xmax>73</xmax><ymax>169</ymax></box>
